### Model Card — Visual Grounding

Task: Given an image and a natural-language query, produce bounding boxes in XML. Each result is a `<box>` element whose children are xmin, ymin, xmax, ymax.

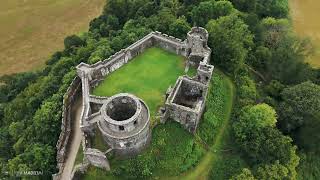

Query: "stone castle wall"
<box><xmin>63</xmin><ymin>27</ymin><xmax>214</xmax><ymax>176</ymax></box>
<box><xmin>76</xmin><ymin>31</ymin><xmax>188</xmax><ymax>132</ymax></box>
<box><xmin>77</xmin><ymin>31</ymin><xmax>187</xmax><ymax>90</ymax></box>
<box><xmin>53</xmin><ymin>76</ymin><xmax>82</xmax><ymax>179</ymax></box>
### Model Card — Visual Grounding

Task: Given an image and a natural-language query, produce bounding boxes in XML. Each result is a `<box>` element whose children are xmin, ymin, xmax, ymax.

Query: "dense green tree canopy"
<box><xmin>206</xmin><ymin>13</ymin><xmax>253</xmax><ymax>74</ymax></box>
<box><xmin>256</xmin><ymin>161</ymin><xmax>289</xmax><ymax>180</ymax></box>
<box><xmin>64</xmin><ymin>35</ymin><xmax>85</xmax><ymax>50</ymax></box>
<box><xmin>191</xmin><ymin>0</ymin><xmax>234</xmax><ymax>27</ymax></box>
<box><xmin>234</xmin><ymin>103</ymin><xmax>277</xmax><ymax>140</ymax></box>
<box><xmin>169</xmin><ymin>17</ymin><xmax>191</xmax><ymax>39</ymax></box>
<box><xmin>278</xmin><ymin>81</ymin><xmax>320</xmax><ymax>132</ymax></box>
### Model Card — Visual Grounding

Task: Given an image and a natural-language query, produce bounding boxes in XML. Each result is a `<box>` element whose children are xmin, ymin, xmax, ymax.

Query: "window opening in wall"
<box><xmin>119</xmin><ymin>126</ymin><xmax>124</xmax><ymax>131</ymax></box>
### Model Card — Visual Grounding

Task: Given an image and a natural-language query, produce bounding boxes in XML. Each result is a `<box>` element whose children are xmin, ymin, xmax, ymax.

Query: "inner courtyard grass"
<box><xmin>93</xmin><ymin>47</ymin><xmax>191</xmax><ymax>123</ymax></box>
<box><xmin>81</xmin><ymin>70</ymin><xmax>238</xmax><ymax>179</ymax></box>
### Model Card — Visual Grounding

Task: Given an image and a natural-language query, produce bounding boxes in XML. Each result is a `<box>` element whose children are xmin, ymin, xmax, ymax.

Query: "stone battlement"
<box><xmin>74</xmin><ymin>27</ymin><xmax>214</xmax><ymax>172</ymax></box>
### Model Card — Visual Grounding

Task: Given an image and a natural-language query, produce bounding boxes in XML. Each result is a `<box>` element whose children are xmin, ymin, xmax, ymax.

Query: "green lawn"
<box><xmin>82</xmin><ymin>70</ymin><xmax>238</xmax><ymax>180</ymax></box>
<box><xmin>93</xmin><ymin>47</ymin><xmax>193</xmax><ymax>123</ymax></box>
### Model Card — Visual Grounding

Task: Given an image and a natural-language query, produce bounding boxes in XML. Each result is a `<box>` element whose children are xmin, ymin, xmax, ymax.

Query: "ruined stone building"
<box><xmin>75</xmin><ymin>27</ymin><xmax>214</xmax><ymax>170</ymax></box>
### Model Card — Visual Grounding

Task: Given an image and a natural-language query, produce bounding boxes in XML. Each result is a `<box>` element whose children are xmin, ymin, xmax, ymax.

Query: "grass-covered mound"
<box><xmin>93</xmin><ymin>47</ymin><xmax>189</xmax><ymax>122</ymax></box>
<box><xmin>82</xmin><ymin>121</ymin><xmax>205</xmax><ymax>179</ymax></box>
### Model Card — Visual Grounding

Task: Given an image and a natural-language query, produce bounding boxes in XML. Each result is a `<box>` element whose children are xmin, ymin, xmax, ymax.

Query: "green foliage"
<box><xmin>230</xmin><ymin>0</ymin><xmax>289</xmax><ymax>18</ymax></box>
<box><xmin>169</xmin><ymin>16</ymin><xmax>191</xmax><ymax>39</ymax></box>
<box><xmin>191</xmin><ymin>0</ymin><xmax>235</xmax><ymax>27</ymax></box>
<box><xmin>64</xmin><ymin>35</ymin><xmax>85</xmax><ymax>50</ymax></box>
<box><xmin>236</xmin><ymin>75</ymin><xmax>258</xmax><ymax>106</ymax></box>
<box><xmin>295</xmin><ymin>115</ymin><xmax>320</xmax><ymax>153</ymax></box>
<box><xmin>257</xmin><ymin>17</ymin><xmax>316</xmax><ymax>84</ymax></box>
<box><xmin>228</xmin><ymin>0</ymin><xmax>257</xmax><ymax>13</ymax></box>
<box><xmin>0</xmin><ymin>0</ymin><xmax>317</xmax><ymax>178</ymax></box>
<box><xmin>231</xmin><ymin>168</ymin><xmax>256</xmax><ymax>180</ymax></box>
<box><xmin>256</xmin><ymin>0</ymin><xmax>289</xmax><ymax>18</ymax></box>
<box><xmin>264</xmin><ymin>80</ymin><xmax>285</xmax><ymax>100</ymax></box>
<box><xmin>88</xmin><ymin>38</ymin><xmax>114</xmax><ymax>64</ymax></box>
<box><xmin>198</xmin><ymin>72</ymin><xmax>233</xmax><ymax>145</ymax></box>
<box><xmin>278</xmin><ymin>81</ymin><xmax>320</xmax><ymax>133</ymax></box>
<box><xmin>297</xmin><ymin>152</ymin><xmax>320</xmax><ymax>180</ymax></box>
<box><xmin>234</xmin><ymin>103</ymin><xmax>276</xmax><ymax>141</ymax></box>
<box><xmin>107</xmin><ymin>121</ymin><xmax>204</xmax><ymax>179</ymax></box>
<box><xmin>237</xmin><ymin>127</ymin><xmax>299</xmax><ymax>179</ymax></box>
<box><xmin>206</xmin><ymin>13</ymin><xmax>253</xmax><ymax>74</ymax></box>
<box><xmin>256</xmin><ymin>161</ymin><xmax>289</xmax><ymax>180</ymax></box>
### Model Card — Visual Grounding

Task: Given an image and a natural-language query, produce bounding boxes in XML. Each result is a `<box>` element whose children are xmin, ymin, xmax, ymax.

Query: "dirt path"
<box><xmin>60</xmin><ymin>97</ymin><xmax>83</xmax><ymax>180</ymax></box>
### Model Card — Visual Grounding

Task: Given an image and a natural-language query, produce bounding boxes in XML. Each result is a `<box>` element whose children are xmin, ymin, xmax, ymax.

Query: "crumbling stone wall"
<box><xmin>85</xmin><ymin>148</ymin><xmax>110</xmax><ymax>170</ymax></box>
<box><xmin>53</xmin><ymin>76</ymin><xmax>82</xmax><ymax>179</ymax></box>
<box><xmin>73</xmin><ymin>27</ymin><xmax>213</xmax><ymax>172</ymax></box>
<box><xmin>161</xmin><ymin>27</ymin><xmax>214</xmax><ymax>134</ymax></box>
<box><xmin>162</xmin><ymin>76</ymin><xmax>208</xmax><ymax>133</ymax></box>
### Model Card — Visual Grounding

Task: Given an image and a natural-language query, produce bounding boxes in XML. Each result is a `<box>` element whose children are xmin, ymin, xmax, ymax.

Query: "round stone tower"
<box><xmin>97</xmin><ymin>93</ymin><xmax>151</xmax><ymax>156</ymax></box>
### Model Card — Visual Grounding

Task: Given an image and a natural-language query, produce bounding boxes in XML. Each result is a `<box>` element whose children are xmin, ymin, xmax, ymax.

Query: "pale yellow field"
<box><xmin>290</xmin><ymin>0</ymin><xmax>320</xmax><ymax>67</ymax></box>
<box><xmin>0</xmin><ymin>0</ymin><xmax>105</xmax><ymax>75</ymax></box>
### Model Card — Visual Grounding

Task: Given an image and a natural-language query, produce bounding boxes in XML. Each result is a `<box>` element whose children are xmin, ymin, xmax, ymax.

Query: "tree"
<box><xmin>206</xmin><ymin>13</ymin><xmax>253</xmax><ymax>74</ymax></box>
<box><xmin>229</xmin><ymin>0</ymin><xmax>257</xmax><ymax>12</ymax></box>
<box><xmin>64</xmin><ymin>35</ymin><xmax>85</xmax><ymax>50</ymax></box>
<box><xmin>234</xmin><ymin>103</ymin><xmax>277</xmax><ymax>140</ymax></box>
<box><xmin>278</xmin><ymin>81</ymin><xmax>320</xmax><ymax>133</ymax></box>
<box><xmin>264</xmin><ymin>80</ymin><xmax>285</xmax><ymax>100</ymax></box>
<box><xmin>237</xmin><ymin>75</ymin><xmax>258</xmax><ymax>106</ymax></box>
<box><xmin>191</xmin><ymin>0</ymin><xmax>234</xmax><ymax>27</ymax></box>
<box><xmin>231</xmin><ymin>168</ymin><xmax>256</xmax><ymax>180</ymax></box>
<box><xmin>260</xmin><ymin>17</ymin><xmax>290</xmax><ymax>49</ymax></box>
<box><xmin>237</xmin><ymin>127</ymin><xmax>299</xmax><ymax>179</ymax></box>
<box><xmin>155</xmin><ymin>8</ymin><xmax>176</xmax><ymax>33</ymax></box>
<box><xmin>295</xmin><ymin>113</ymin><xmax>320</xmax><ymax>153</ymax></box>
<box><xmin>169</xmin><ymin>17</ymin><xmax>191</xmax><ymax>39</ymax></box>
<box><xmin>256</xmin><ymin>161</ymin><xmax>289</xmax><ymax>180</ymax></box>
<box><xmin>256</xmin><ymin>0</ymin><xmax>289</xmax><ymax>18</ymax></box>
<box><xmin>260</xmin><ymin>18</ymin><xmax>316</xmax><ymax>84</ymax></box>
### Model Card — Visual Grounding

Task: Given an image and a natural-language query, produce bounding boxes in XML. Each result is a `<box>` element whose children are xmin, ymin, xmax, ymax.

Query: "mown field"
<box><xmin>0</xmin><ymin>0</ymin><xmax>105</xmax><ymax>75</ymax></box>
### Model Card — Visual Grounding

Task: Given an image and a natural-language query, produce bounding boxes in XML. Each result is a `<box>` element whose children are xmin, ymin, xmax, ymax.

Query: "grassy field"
<box><xmin>93</xmin><ymin>47</ymin><xmax>194</xmax><ymax>123</ymax></box>
<box><xmin>0</xmin><ymin>0</ymin><xmax>105</xmax><ymax>75</ymax></box>
<box><xmin>290</xmin><ymin>0</ymin><xmax>320</xmax><ymax>67</ymax></box>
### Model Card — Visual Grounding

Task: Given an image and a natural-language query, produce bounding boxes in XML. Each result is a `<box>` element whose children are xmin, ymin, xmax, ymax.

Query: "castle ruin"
<box><xmin>73</xmin><ymin>27</ymin><xmax>214</xmax><ymax>170</ymax></box>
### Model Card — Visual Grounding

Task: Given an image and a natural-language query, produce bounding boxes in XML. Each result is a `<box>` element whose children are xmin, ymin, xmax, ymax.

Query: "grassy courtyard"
<box><xmin>82</xmin><ymin>70</ymin><xmax>237</xmax><ymax>179</ymax></box>
<box><xmin>93</xmin><ymin>47</ymin><xmax>193</xmax><ymax>123</ymax></box>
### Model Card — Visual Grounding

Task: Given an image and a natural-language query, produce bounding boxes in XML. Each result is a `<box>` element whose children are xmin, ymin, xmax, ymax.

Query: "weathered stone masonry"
<box><xmin>72</xmin><ymin>27</ymin><xmax>214</xmax><ymax>171</ymax></box>
<box><xmin>53</xmin><ymin>76</ymin><xmax>82</xmax><ymax>180</ymax></box>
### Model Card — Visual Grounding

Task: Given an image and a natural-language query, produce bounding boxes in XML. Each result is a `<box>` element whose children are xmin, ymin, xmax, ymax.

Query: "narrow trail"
<box><xmin>169</xmin><ymin>72</ymin><xmax>235</xmax><ymax>180</ymax></box>
<box><xmin>60</xmin><ymin>97</ymin><xmax>83</xmax><ymax>180</ymax></box>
